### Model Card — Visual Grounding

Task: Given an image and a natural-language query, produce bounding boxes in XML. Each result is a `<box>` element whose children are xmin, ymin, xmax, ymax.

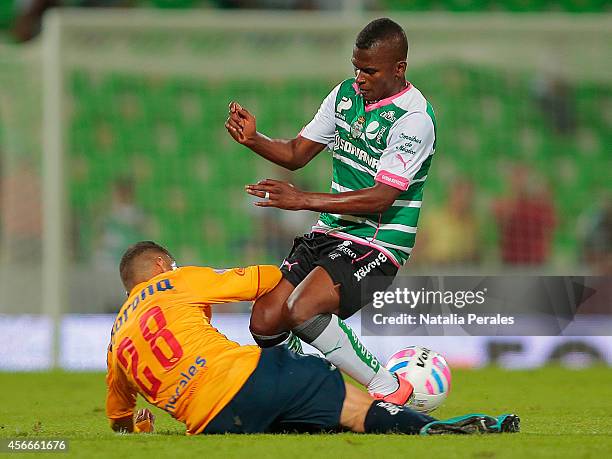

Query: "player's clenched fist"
<box><xmin>134</xmin><ymin>408</ymin><xmax>155</xmax><ymax>433</ymax></box>
<box><xmin>226</xmin><ymin>101</ymin><xmax>257</xmax><ymax>145</ymax></box>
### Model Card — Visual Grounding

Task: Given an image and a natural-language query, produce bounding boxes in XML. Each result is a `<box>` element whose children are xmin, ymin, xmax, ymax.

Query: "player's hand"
<box><xmin>134</xmin><ymin>408</ymin><xmax>155</xmax><ymax>433</ymax></box>
<box><xmin>226</xmin><ymin>101</ymin><xmax>257</xmax><ymax>145</ymax></box>
<box><xmin>246</xmin><ymin>179</ymin><xmax>306</xmax><ymax>211</ymax></box>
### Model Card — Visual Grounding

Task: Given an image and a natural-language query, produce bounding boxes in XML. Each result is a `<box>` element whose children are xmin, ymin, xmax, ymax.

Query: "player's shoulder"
<box><xmin>327</xmin><ymin>78</ymin><xmax>358</xmax><ymax>99</ymax></box>
<box><xmin>393</xmin><ymin>83</ymin><xmax>430</xmax><ymax>114</ymax></box>
<box><xmin>177</xmin><ymin>265</ymin><xmax>251</xmax><ymax>280</ymax></box>
<box><xmin>173</xmin><ymin>265</ymin><xmax>217</xmax><ymax>282</ymax></box>
<box><xmin>321</xmin><ymin>79</ymin><xmax>359</xmax><ymax>116</ymax></box>
<box><xmin>337</xmin><ymin>78</ymin><xmax>359</xmax><ymax>95</ymax></box>
<box><xmin>176</xmin><ymin>265</ymin><xmax>212</xmax><ymax>275</ymax></box>
<box><xmin>391</xmin><ymin>86</ymin><xmax>435</xmax><ymax>129</ymax></box>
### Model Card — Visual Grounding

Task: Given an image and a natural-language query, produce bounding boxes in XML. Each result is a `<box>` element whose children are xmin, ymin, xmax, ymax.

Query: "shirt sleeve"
<box><xmin>375</xmin><ymin>112</ymin><xmax>435</xmax><ymax>191</ymax></box>
<box><xmin>299</xmin><ymin>83</ymin><xmax>341</xmax><ymax>147</ymax></box>
<box><xmin>182</xmin><ymin>265</ymin><xmax>282</xmax><ymax>304</ymax></box>
<box><xmin>105</xmin><ymin>346</ymin><xmax>137</xmax><ymax>420</ymax></box>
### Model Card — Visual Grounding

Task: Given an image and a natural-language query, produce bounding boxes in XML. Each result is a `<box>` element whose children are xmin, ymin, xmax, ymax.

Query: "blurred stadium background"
<box><xmin>0</xmin><ymin>1</ymin><xmax>610</xmax><ymax>371</ymax></box>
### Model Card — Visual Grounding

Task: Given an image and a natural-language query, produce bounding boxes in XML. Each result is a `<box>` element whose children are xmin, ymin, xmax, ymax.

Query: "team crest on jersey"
<box><xmin>380</xmin><ymin>111</ymin><xmax>396</xmax><ymax>122</ymax></box>
<box><xmin>350</xmin><ymin>116</ymin><xmax>366</xmax><ymax>139</ymax></box>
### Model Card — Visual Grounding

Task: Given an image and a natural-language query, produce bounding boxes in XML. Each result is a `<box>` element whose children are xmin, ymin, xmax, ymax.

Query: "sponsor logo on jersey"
<box><xmin>399</xmin><ymin>133</ymin><xmax>422</xmax><ymax>144</ymax></box>
<box><xmin>337</xmin><ymin>96</ymin><xmax>353</xmax><ymax>113</ymax></box>
<box><xmin>380</xmin><ymin>111</ymin><xmax>396</xmax><ymax>122</ymax></box>
<box><xmin>375</xmin><ymin>125</ymin><xmax>388</xmax><ymax>144</ymax></box>
<box><xmin>396</xmin><ymin>143</ymin><xmax>417</xmax><ymax>155</ymax></box>
<box><xmin>164</xmin><ymin>356</ymin><xmax>207</xmax><ymax>412</ymax></box>
<box><xmin>395</xmin><ymin>153</ymin><xmax>411</xmax><ymax>171</ymax></box>
<box><xmin>379</xmin><ymin>173</ymin><xmax>407</xmax><ymax>188</ymax></box>
<box><xmin>333</xmin><ymin>133</ymin><xmax>379</xmax><ymax>170</ymax></box>
<box><xmin>365</xmin><ymin>121</ymin><xmax>380</xmax><ymax>140</ymax></box>
<box><xmin>353</xmin><ymin>252</ymin><xmax>388</xmax><ymax>281</ymax></box>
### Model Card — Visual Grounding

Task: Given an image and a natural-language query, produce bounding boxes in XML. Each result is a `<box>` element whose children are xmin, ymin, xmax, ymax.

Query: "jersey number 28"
<box><xmin>116</xmin><ymin>306</ymin><xmax>184</xmax><ymax>398</ymax></box>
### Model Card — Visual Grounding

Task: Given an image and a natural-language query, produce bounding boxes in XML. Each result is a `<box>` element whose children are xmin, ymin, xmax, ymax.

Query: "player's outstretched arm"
<box><xmin>225</xmin><ymin>102</ymin><xmax>326</xmax><ymax>170</ymax></box>
<box><xmin>246</xmin><ymin>179</ymin><xmax>402</xmax><ymax>214</ymax></box>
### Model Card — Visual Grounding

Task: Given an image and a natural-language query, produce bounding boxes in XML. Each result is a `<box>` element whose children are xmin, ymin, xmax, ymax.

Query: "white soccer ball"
<box><xmin>386</xmin><ymin>345</ymin><xmax>451</xmax><ymax>413</ymax></box>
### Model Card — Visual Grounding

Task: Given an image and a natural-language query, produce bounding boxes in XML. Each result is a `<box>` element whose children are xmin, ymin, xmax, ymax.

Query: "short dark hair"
<box><xmin>119</xmin><ymin>241</ymin><xmax>174</xmax><ymax>289</ymax></box>
<box><xmin>355</xmin><ymin>18</ymin><xmax>408</xmax><ymax>59</ymax></box>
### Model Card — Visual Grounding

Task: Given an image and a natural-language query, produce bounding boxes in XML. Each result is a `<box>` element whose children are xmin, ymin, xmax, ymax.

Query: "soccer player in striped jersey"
<box><xmin>225</xmin><ymin>18</ymin><xmax>435</xmax><ymax>404</ymax></box>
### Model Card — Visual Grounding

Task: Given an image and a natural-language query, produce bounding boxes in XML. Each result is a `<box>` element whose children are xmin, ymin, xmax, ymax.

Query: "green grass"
<box><xmin>1</xmin><ymin>367</ymin><xmax>611</xmax><ymax>458</ymax></box>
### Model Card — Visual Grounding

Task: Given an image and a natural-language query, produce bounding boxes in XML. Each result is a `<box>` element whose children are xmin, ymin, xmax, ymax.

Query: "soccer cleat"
<box><xmin>420</xmin><ymin>413</ymin><xmax>520</xmax><ymax>435</ymax></box>
<box><xmin>496</xmin><ymin>413</ymin><xmax>521</xmax><ymax>433</ymax></box>
<box><xmin>372</xmin><ymin>373</ymin><xmax>414</xmax><ymax>405</ymax></box>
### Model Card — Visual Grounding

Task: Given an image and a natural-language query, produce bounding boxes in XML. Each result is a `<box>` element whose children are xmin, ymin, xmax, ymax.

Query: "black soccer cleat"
<box><xmin>420</xmin><ymin>413</ymin><xmax>520</xmax><ymax>435</ymax></box>
<box><xmin>497</xmin><ymin>413</ymin><xmax>521</xmax><ymax>433</ymax></box>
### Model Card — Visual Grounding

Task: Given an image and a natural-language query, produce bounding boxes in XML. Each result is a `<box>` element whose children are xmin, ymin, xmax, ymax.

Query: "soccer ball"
<box><xmin>386</xmin><ymin>345</ymin><xmax>451</xmax><ymax>413</ymax></box>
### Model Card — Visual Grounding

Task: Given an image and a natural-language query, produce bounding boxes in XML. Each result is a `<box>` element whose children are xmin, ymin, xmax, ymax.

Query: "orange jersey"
<box><xmin>105</xmin><ymin>265</ymin><xmax>282</xmax><ymax>434</ymax></box>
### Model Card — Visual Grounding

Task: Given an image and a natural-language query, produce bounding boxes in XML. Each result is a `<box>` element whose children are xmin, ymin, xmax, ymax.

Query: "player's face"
<box><xmin>351</xmin><ymin>44</ymin><xmax>406</xmax><ymax>103</ymax></box>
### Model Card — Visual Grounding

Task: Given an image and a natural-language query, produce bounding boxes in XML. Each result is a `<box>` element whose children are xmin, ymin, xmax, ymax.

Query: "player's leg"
<box><xmin>203</xmin><ymin>346</ymin><xmax>345</xmax><ymax>434</ymax></box>
<box><xmin>340</xmin><ymin>382</ymin><xmax>435</xmax><ymax>434</ymax></box>
<box><xmin>340</xmin><ymin>383</ymin><xmax>520</xmax><ymax>435</ymax></box>
<box><xmin>285</xmin><ymin>266</ymin><xmax>407</xmax><ymax>400</ymax></box>
<box><xmin>249</xmin><ymin>235</ymin><xmax>316</xmax><ymax>351</ymax></box>
<box><xmin>249</xmin><ymin>278</ymin><xmax>295</xmax><ymax>347</ymax></box>
<box><xmin>203</xmin><ymin>346</ymin><xmax>519</xmax><ymax>435</ymax></box>
<box><xmin>250</xmin><ymin>233</ymin><xmax>406</xmax><ymax>400</ymax></box>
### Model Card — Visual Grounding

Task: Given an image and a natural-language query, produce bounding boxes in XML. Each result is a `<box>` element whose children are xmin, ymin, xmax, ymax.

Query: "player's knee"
<box><xmin>249</xmin><ymin>306</ymin><xmax>280</xmax><ymax>336</ymax></box>
<box><xmin>283</xmin><ymin>293</ymin><xmax>316</xmax><ymax>329</ymax></box>
<box><xmin>250</xmin><ymin>288</ymin><xmax>290</xmax><ymax>333</ymax></box>
<box><xmin>249</xmin><ymin>316</ymin><xmax>269</xmax><ymax>337</ymax></box>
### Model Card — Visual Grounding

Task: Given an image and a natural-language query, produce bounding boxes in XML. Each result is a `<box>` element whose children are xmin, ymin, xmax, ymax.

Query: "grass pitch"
<box><xmin>1</xmin><ymin>367</ymin><xmax>611</xmax><ymax>458</ymax></box>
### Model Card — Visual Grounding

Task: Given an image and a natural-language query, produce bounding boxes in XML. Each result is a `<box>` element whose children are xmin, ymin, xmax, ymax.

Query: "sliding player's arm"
<box><xmin>183</xmin><ymin>265</ymin><xmax>282</xmax><ymax>304</ymax></box>
<box><xmin>109</xmin><ymin>409</ymin><xmax>155</xmax><ymax>434</ymax></box>
<box><xmin>105</xmin><ymin>346</ymin><xmax>154</xmax><ymax>433</ymax></box>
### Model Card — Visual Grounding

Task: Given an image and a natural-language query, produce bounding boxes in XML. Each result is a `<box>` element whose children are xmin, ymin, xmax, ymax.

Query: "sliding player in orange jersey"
<box><xmin>106</xmin><ymin>241</ymin><xmax>519</xmax><ymax>435</ymax></box>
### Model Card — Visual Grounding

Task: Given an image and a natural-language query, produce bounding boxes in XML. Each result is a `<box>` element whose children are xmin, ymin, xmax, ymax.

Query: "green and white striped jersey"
<box><xmin>300</xmin><ymin>78</ymin><xmax>437</xmax><ymax>266</ymax></box>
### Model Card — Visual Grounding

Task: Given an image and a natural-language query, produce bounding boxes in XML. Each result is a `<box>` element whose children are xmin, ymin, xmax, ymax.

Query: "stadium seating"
<box><xmin>66</xmin><ymin>63</ymin><xmax>610</xmax><ymax>266</ymax></box>
<box><xmin>378</xmin><ymin>0</ymin><xmax>608</xmax><ymax>12</ymax></box>
<box><xmin>1</xmin><ymin>0</ymin><xmax>610</xmax><ymax>36</ymax></box>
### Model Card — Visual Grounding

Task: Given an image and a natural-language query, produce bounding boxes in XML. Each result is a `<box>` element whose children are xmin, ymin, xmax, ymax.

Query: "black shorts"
<box><xmin>203</xmin><ymin>347</ymin><xmax>345</xmax><ymax>434</ymax></box>
<box><xmin>280</xmin><ymin>232</ymin><xmax>399</xmax><ymax>319</ymax></box>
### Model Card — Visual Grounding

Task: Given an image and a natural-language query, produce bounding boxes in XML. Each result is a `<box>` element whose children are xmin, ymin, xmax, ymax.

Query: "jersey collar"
<box><xmin>352</xmin><ymin>81</ymin><xmax>413</xmax><ymax>113</ymax></box>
